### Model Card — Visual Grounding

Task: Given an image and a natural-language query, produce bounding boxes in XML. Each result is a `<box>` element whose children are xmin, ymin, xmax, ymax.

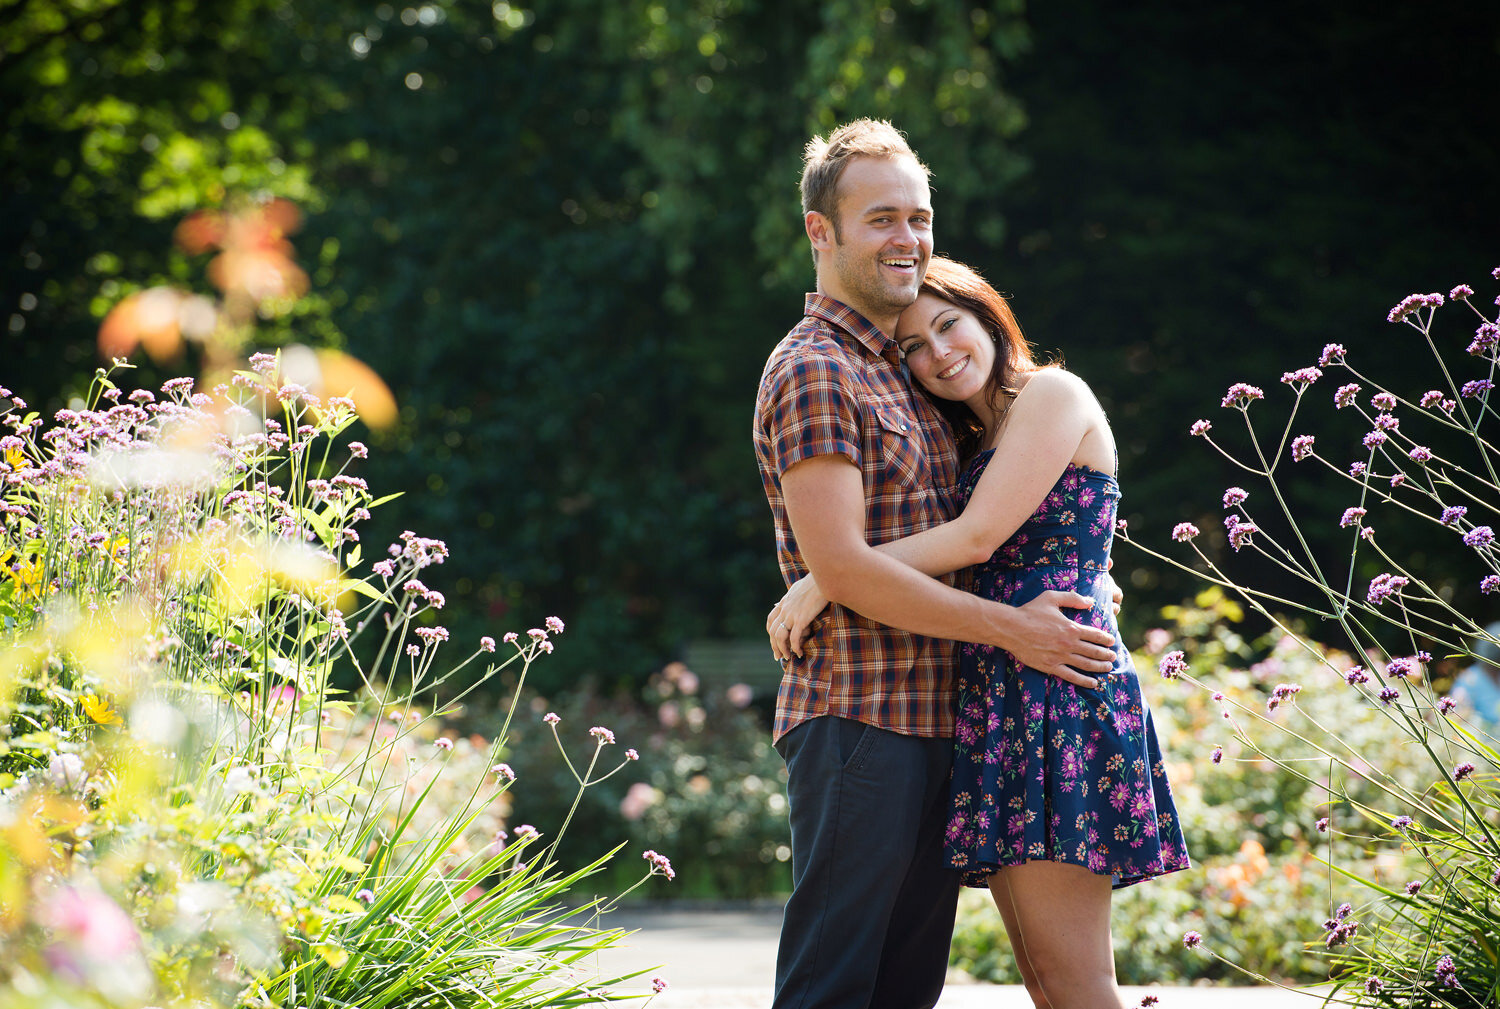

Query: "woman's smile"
<box><xmin>935</xmin><ymin>356</ymin><xmax>970</xmax><ymax>380</ymax></box>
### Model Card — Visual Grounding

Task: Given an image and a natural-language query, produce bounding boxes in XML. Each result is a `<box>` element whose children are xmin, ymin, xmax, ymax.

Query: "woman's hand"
<box><xmin>766</xmin><ymin>575</ymin><xmax>831</xmax><ymax>664</ymax></box>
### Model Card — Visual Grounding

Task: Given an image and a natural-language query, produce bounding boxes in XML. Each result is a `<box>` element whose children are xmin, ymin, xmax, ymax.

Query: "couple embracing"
<box><xmin>752</xmin><ymin>120</ymin><xmax>1190</xmax><ymax>1009</ymax></box>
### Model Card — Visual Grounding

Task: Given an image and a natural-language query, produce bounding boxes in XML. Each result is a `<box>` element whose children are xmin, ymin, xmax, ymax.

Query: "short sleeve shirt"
<box><xmin>753</xmin><ymin>293</ymin><xmax>962</xmax><ymax>742</ymax></box>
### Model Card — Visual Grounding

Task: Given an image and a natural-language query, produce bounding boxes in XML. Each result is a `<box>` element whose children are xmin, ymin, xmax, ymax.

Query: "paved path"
<box><xmin>585</xmin><ymin>906</ymin><xmax>1331</xmax><ymax>1008</ymax></box>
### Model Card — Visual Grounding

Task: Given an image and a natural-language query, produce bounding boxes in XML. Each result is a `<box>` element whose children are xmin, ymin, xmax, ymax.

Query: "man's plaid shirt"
<box><xmin>753</xmin><ymin>293</ymin><xmax>962</xmax><ymax>743</ymax></box>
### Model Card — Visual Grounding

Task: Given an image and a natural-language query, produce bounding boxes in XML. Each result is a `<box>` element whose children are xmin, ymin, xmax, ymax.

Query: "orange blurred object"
<box><xmin>207</xmin><ymin>248</ymin><xmax>309</xmax><ymax>302</ymax></box>
<box><xmin>97</xmin><ymin>287</ymin><xmax>185</xmax><ymax>362</ymax></box>
<box><xmin>173</xmin><ymin>210</ymin><xmax>226</xmax><ymax>255</ymax></box>
<box><xmin>314</xmin><ymin>348</ymin><xmax>398</xmax><ymax>430</ymax></box>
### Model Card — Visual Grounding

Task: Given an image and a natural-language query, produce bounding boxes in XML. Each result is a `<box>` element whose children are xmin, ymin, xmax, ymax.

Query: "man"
<box><xmin>752</xmin><ymin>119</ymin><xmax>1117</xmax><ymax>1009</ymax></box>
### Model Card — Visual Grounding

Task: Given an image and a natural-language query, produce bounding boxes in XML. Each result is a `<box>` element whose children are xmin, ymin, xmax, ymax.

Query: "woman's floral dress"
<box><xmin>944</xmin><ymin>453</ymin><xmax>1190</xmax><ymax>889</ymax></box>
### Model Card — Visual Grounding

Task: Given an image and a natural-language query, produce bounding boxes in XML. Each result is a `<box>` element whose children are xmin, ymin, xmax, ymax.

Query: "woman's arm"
<box><xmin>876</xmin><ymin>369</ymin><xmax>1106</xmax><ymax>573</ymax></box>
<box><xmin>768</xmin><ymin>369</ymin><xmax>1109</xmax><ymax>656</ymax></box>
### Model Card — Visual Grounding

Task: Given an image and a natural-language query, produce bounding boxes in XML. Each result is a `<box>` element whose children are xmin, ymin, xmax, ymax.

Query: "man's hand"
<box><xmin>998</xmin><ymin>591</ymin><xmax>1117</xmax><ymax>689</ymax></box>
<box><xmin>1105</xmin><ymin>557</ymin><xmax>1124</xmax><ymax>617</ymax></box>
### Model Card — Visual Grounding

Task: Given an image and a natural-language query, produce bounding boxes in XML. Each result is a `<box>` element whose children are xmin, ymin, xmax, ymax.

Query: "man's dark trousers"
<box><xmin>772</xmin><ymin>715</ymin><xmax>962</xmax><ymax>1009</ymax></box>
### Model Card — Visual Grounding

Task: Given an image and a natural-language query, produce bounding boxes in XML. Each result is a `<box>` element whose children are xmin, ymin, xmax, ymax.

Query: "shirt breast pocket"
<box><xmin>873</xmin><ymin>404</ymin><xmax>925</xmax><ymax>488</ymax></box>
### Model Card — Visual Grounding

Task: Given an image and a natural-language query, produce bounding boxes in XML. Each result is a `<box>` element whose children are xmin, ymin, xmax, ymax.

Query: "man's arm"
<box><xmin>782</xmin><ymin>454</ymin><xmax>1115</xmax><ymax>686</ymax></box>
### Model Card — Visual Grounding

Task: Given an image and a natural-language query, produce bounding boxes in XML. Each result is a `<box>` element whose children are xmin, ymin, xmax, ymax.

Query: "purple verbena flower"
<box><xmin>1340</xmin><ymin>507</ymin><xmax>1366</xmax><ymax>528</ymax></box>
<box><xmin>1227</xmin><ymin>519</ymin><xmax>1258</xmax><ymax>551</ymax></box>
<box><xmin>1182</xmin><ymin>930</ymin><xmax>1203</xmax><ymax>949</ymax></box>
<box><xmin>1484</xmin><ymin>576</ymin><xmax>1500</xmax><ymax>594</ymax></box>
<box><xmin>1405</xmin><ymin>880</ymin><xmax>1422</xmax><ymax>895</ymax></box>
<box><xmin>1318</xmin><ymin>344</ymin><xmax>1346</xmax><ymax>366</ymax></box>
<box><xmin>1281</xmin><ymin>367</ymin><xmax>1322</xmax><ymax>387</ymax></box>
<box><xmin>503</xmin><ymin>631</ymin><xmax>519</xmax><ymax>644</ymax></box>
<box><xmin>1158</xmin><ymin>651</ymin><xmax>1187</xmax><ymax>680</ymax></box>
<box><xmin>1334</xmin><ymin>383</ymin><xmax>1361</xmax><ymax>408</ymax></box>
<box><xmin>1190</xmin><ymin>419</ymin><xmax>1211</xmax><ymax>436</ymax></box>
<box><xmin>1441</xmin><ymin>505</ymin><xmax>1468</xmax><ymax>525</ymax></box>
<box><xmin>643</xmin><ymin>849</ymin><xmax>677</xmax><ymax>880</ymax></box>
<box><xmin>434</xmin><ymin>737</ymin><xmax>453</xmax><ymax>751</ymax></box>
<box><xmin>1363</xmin><ymin>430</ymin><xmax>1387</xmax><ymax>449</ymax></box>
<box><xmin>1462</xmin><ymin>379</ymin><xmax>1494</xmax><ymax>398</ymax></box>
<box><xmin>1364</xmin><ymin>978</ymin><xmax>1383</xmax><ymax>995</ymax></box>
<box><xmin>1387</xmin><ymin>292</ymin><xmax>1443</xmax><ymax>323</ymax></box>
<box><xmin>493</xmin><ymin>763</ymin><xmax>516</xmax><ymax>782</ymax></box>
<box><xmin>1434</xmin><ymin>953</ymin><xmax>1458</xmax><ymax>989</ymax></box>
<box><xmin>590</xmin><ymin>725</ymin><xmax>616</xmax><ymax>745</ymax></box>
<box><xmin>1455</xmin><ymin>762</ymin><xmax>1476</xmax><ymax>781</ymax></box>
<box><xmin>543</xmin><ymin>712</ymin><xmax>561</xmax><ymax>725</ymax></box>
<box><xmin>1391</xmin><ymin>816</ymin><xmax>1414</xmax><ymax>830</ymax></box>
<box><xmin>1378</xmin><ymin>686</ymin><xmax>1401</xmax><ymax>704</ymax></box>
<box><xmin>415</xmin><ymin>625</ymin><xmax>449</xmax><ymax>645</ymax></box>
<box><xmin>652</xmin><ymin>978</ymin><xmax>669</xmax><ymax>994</ymax></box>
<box><xmin>1390</xmin><ymin>472</ymin><xmax>1407</xmax><ymax>489</ymax></box>
<box><xmin>1366</xmin><ymin>573</ymin><xmax>1408</xmax><ymax>604</ymax></box>
<box><xmin>1464</xmin><ymin>525</ymin><xmax>1495</xmax><ymax>547</ymax></box>
<box><xmin>1292</xmin><ymin>435</ymin><xmax>1315</xmax><ymax>461</ymax></box>
<box><xmin>546</xmin><ymin>615</ymin><xmax>566</xmax><ymax>635</ymax></box>
<box><xmin>1223</xmin><ymin>487</ymin><xmax>1248</xmax><ymax>508</ymax></box>
<box><xmin>1349</xmin><ymin>461</ymin><xmax>1367</xmax><ymax>477</ymax></box>
<box><xmin>1371</xmin><ymin>392</ymin><xmax>1397</xmax><ymax>411</ymax></box>
<box><xmin>1469</xmin><ymin>322</ymin><xmax>1500</xmax><ymax>355</ymax></box>
<box><xmin>1438</xmin><ymin>695</ymin><xmax>1457</xmax><ymax>713</ymax></box>
<box><xmin>1421</xmin><ymin>389</ymin><xmax>1445</xmax><ymax>408</ymax></box>
<box><xmin>1316</xmin><ymin>816</ymin><xmax>1330</xmax><ymax>832</ymax></box>
<box><xmin>1221</xmin><ymin>383</ymin><xmax>1264</xmax><ymax>408</ymax></box>
<box><xmin>1172</xmin><ymin>522</ymin><xmax>1199</xmax><ymax>542</ymax></box>
<box><xmin>626</xmin><ymin>748</ymin><xmax>639</xmax><ymax>760</ymax></box>
<box><xmin>480</xmin><ymin>636</ymin><xmax>496</xmax><ymax>652</ymax></box>
<box><xmin>1450</xmin><ymin>284</ymin><xmax>1474</xmax><ymax>300</ymax></box>
<box><xmin>1386</xmin><ymin>657</ymin><xmax>1414</xmax><ymax>678</ymax></box>
<box><xmin>1211</xmin><ymin>745</ymin><xmax>1223</xmax><ymax>764</ymax></box>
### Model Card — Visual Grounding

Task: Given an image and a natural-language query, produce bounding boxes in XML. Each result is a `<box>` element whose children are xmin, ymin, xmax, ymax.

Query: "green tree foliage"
<box><xmin>2</xmin><ymin>0</ymin><xmax>1034</xmax><ymax>689</ymax></box>
<box><xmin>5</xmin><ymin>0</ymin><xmax>1498</xmax><ymax>692</ymax></box>
<box><xmin>960</xmin><ymin>0</ymin><xmax>1500</xmax><ymax>624</ymax></box>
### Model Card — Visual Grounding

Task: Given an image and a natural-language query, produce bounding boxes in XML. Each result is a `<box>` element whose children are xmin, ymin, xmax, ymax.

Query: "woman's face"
<box><xmin>896</xmin><ymin>292</ymin><xmax>997</xmax><ymax>409</ymax></box>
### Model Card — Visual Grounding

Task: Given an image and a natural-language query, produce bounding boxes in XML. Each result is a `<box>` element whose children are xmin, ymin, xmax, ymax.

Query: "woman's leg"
<box><xmin>988</xmin><ymin>860</ymin><xmax>1125</xmax><ymax>1009</ymax></box>
<box><xmin>988</xmin><ymin>873</ymin><xmax>1053</xmax><ymax>1009</ymax></box>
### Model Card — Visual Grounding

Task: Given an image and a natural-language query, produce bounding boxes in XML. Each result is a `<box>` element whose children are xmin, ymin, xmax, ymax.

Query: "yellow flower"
<box><xmin>101</xmin><ymin>535</ymin><xmax>130</xmax><ymax>566</ymax></box>
<box><xmin>81</xmin><ymin>694</ymin><xmax>123</xmax><ymax>726</ymax></box>
<box><xmin>2</xmin><ymin>445</ymin><xmax>23</xmax><ymax>470</ymax></box>
<box><xmin>3</xmin><ymin>552</ymin><xmax>47</xmax><ymax>598</ymax></box>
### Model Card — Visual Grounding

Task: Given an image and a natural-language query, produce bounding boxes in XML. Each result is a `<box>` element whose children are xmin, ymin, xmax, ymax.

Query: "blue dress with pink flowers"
<box><xmin>944</xmin><ymin>453</ymin><xmax>1189</xmax><ymax>888</ymax></box>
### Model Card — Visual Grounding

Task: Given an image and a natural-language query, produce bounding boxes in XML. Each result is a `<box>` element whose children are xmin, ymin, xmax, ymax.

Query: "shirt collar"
<box><xmin>803</xmin><ymin>293</ymin><xmax>900</xmax><ymax>362</ymax></box>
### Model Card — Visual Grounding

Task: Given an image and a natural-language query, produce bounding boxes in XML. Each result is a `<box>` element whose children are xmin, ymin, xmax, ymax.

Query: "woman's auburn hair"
<box><xmin>914</xmin><ymin>255</ymin><xmax>1043</xmax><ymax>461</ymax></box>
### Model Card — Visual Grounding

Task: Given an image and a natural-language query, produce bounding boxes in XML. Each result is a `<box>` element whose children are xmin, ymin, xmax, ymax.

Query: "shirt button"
<box><xmin>901</xmin><ymin>424</ymin><xmax>909</xmax><ymax>432</ymax></box>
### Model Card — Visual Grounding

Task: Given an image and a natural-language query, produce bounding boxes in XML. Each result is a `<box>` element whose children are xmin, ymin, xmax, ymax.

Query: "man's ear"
<box><xmin>805</xmin><ymin>211</ymin><xmax>836</xmax><ymax>254</ymax></box>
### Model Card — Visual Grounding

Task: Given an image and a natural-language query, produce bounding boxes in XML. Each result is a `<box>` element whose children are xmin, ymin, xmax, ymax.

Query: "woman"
<box><xmin>766</xmin><ymin>256</ymin><xmax>1188</xmax><ymax>1009</ymax></box>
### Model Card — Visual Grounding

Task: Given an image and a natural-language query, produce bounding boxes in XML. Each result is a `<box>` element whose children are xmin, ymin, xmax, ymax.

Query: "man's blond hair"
<box><xmin>800</xmin><ymin>119</ymin><xmax>929</xmax><ymax>255</ymax></box>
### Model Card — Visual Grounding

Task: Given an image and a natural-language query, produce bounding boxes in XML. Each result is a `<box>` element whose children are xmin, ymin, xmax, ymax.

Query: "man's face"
<box><xmin>821</xmin><ymin>155</ymin><xmax>933</xmax><ymax>328</ymax></box>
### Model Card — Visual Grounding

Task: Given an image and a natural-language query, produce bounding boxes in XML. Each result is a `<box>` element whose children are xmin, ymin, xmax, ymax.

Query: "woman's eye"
<box><xmin>903</xmin><ymin>341</ymin><xmax>925</xmax><ymax>356</ymax></box>
<box><xmin>939</xmin><ymin>317</ymin><xmax>956</xmax><ymax>332</ymax></box>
